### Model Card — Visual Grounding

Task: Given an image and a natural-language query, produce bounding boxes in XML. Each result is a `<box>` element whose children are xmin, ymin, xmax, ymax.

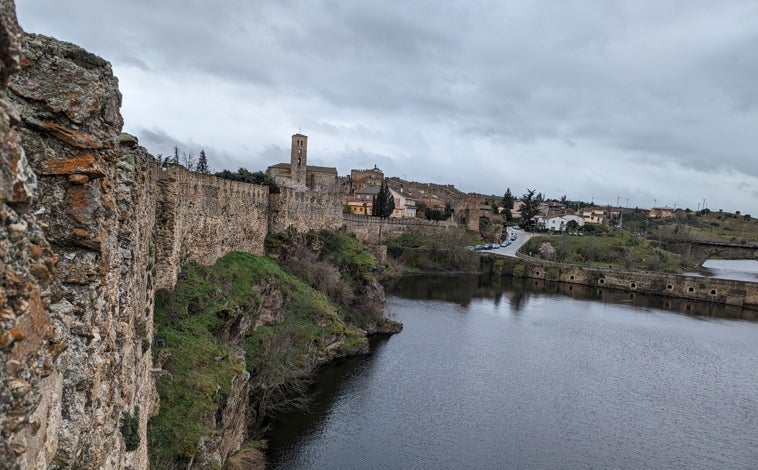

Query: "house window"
<box><xmin>297</xmin><ymin>157</ymin><xmax>301</xmax><ymax>166</ymax></box>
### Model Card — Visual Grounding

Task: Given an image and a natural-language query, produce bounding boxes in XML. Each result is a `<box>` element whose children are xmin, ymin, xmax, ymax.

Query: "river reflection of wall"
<box><xmin>384</xmin><ymin>274</ymin><xmax>757</xmax><ymax>321</ymax></box>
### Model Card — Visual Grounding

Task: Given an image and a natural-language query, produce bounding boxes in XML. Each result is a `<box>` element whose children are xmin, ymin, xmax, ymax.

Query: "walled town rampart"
<box><xmin>269</xmin><ymin>186</ymin><xmax>343</xmax><ymax>234</ymax></box>
<box><xmin>343</xmin><ymin>213</ymin><xmax>461</xmax><ymax>244</ymax></box>
<box><xmin>484</xmin><ymin>254</ymin><xmax>758</xmax><ymax>311</ymax></box>
<box><xmin>154</xmin><ymin>164</ymin><xmax>270</xmax><ymax>289</ymax></box>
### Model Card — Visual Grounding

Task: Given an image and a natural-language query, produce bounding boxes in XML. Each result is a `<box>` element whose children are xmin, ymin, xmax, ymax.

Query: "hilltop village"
<box><xmin>262</xmin><ymin>133</ymin><xmax>685</xmax><ymax>240</ymax></box>
<box><xmin>264</xmin><ymin>132</ymin><xmax>483</xmax><ymax>232</ymax></box>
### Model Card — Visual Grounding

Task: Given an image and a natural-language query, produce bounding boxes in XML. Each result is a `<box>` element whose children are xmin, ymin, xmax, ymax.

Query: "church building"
<box><xmin>266</xmin><ymin>134</ymin><xmax>339</xmax><ymax>193</ymax></box>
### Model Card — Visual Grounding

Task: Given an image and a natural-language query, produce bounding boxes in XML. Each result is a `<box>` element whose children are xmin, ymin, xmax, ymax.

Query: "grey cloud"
<box><xmin>15</xmin><ymin>0</ymin><xmax>758</xmax><ymax>214</ymax></box>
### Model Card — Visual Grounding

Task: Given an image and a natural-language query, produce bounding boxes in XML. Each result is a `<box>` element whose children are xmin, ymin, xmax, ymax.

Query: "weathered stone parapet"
<box><xmin>6</xmin><ymin>31</ymin><xmax>155</xmax><ymax>469</ymax></box>
<box><xmin>1</xmin><ymin>4</ymin><xmax>65</xmax><ymax>468</ymax></box>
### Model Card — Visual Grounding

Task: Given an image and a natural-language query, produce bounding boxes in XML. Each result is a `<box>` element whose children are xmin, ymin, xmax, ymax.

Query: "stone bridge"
<box><xmin>661</xmin><ymin>239</ymin><xmax>758</xmax><ymax>266</ymax></box>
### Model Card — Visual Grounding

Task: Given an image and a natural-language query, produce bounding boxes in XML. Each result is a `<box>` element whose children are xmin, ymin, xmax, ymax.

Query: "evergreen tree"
<box><xmin>502</xmin><ymin>188</ymin><xmax>515</xmax><ymax>209</ymax></box>
<box><xmin>196</xmin><ymin>149</ymin><xmax>210</xmax><ymax>173</ymax></box>
<box><xmin>519</xmin><ymin>188</ymin><xmax>540</xmax><ymax>231</ymax></box>
<box><xmin>372</xmin><ymin>180</ymin><xmax>395</xmax><ymax>218</ymax></box>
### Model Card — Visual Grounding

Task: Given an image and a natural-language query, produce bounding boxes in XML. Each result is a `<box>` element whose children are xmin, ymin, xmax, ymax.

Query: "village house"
<box><xmin>512</xmin><ymin>200</ymin><xmax>524</xmax><ymax>220</ymax></box>
<box><xmin>648</xmin><ymin>206</ymin><xmax>675</xmax><ymax>218</ymax></box>
<box><xmin>582</xmin><ymin>206</ymin><xmax>609</xmax><ymax>224</ymax></box>
<box><xmin>345</xmin><ymin>184</ymin><xmax>417</xmax><ymax>218</ymax></box>
<box><xmin>538</xmin><ymin>214</ymin><xmax>585</xmax><ymax>232</ymax></box>
<box><xmin>346</xmin><ymin>185</ymin><xmax>380</xmax><ymax>215</ymax></box>
<box><xmin>388</xmin><ymin>186</ymin><xmax>417</xmax><ymax>218</ymax></box>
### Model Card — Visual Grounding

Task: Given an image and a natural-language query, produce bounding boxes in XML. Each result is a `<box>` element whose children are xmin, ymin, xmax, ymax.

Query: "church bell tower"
<box><xmin>290</xmin><ymin>133</ymin><xmax>307</xmax><ymax>185</ymax></box>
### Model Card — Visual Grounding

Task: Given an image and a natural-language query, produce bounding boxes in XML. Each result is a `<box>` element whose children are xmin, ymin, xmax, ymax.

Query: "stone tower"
<box><xmin>290</xmin><ymin>133</ymin><xmax>308</xmax><ymax>186</ymax></box>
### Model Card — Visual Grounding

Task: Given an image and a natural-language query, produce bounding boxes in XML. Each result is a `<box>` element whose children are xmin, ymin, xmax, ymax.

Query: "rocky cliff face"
<box><xmin>3</xmin><ymin>22</ymin><xmax>157</xmax><ymax>468</ymax></box>
<box><xmin>1</xmin><ymin>2</ymin><xmax>63</xmax><ymax>468</ymax></box>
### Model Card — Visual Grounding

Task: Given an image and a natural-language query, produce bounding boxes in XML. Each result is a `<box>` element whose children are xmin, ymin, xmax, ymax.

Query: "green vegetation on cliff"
<box><xmin>148</xmin><ymin>251</ymin><xmax>367</xmax><ymax>468</ymax></box>
<box><xmin>266</xmin><ymin>229</ymin><xmax>402</xmax><ymax>332</ymax></box>
<box><xmin>384</xmin><ymin>232</ymin><xmax>481</xmax><ymax>273</ymax></box>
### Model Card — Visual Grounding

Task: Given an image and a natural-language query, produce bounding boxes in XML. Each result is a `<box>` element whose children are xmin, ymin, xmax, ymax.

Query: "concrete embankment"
<box><xmin>483</xmin><ymin>254</ymin><xmax>758</xmax><ymax>311</ymax></box>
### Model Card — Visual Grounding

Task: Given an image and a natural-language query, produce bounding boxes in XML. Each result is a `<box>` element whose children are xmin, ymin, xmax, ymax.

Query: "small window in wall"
<box><xmin>710</xmin><ymin>289</ymin><xmax>716</xmax><ymax>295</ymax></box>
<box><xmin>667</xmin><ymin>284</ymin><xmax>673</xmax><ymax>290</ymax></box>
<box><xmin>599</xmin><ymin>279</ymin><xmax>605</xmax><ymax>284</ymax></box>
<box><xmin>688</xmin><ymin>287</ymin><xmax>694</xmax><ymax>292</ymax></box>
<box><xmin>535</xmin><ymin>271</ymin><xmax>540</xmax><ymax>276</ymax></box>
<box><xmin>569</xmin><ymin>275</ymin><xmax>575</xmax><ymax>280</ymax></box>
<box><xmin>297</xmin><ymin>157</ymin><xmax>301</xmax><ymax>166</ymax></box>
<box><xmin>630</xmin><ymin>282</ymin><xmax>637</xmax><ymax>288</ymax></box>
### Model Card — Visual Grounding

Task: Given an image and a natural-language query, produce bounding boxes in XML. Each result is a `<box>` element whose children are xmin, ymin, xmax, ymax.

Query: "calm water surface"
<box><xmin>266</xmin><ymin>276</ymin><xmax>758</xmax><ymax>469</ymax></box>
<box><xmin>698</xmin><ymin>259</ymin><xmax>758</xmax><ymax>282</ymax></box>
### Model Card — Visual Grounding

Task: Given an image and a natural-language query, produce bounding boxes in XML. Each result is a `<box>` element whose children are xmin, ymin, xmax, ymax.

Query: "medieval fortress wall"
<box><xmin>153</xmin><ymin>164</ymin><xmax>270</xmax><ymax>289</ymax></box>
<box><xmin>0</xmin><ymin>29</ymin><xmax>374</xmax><ymax>469</ymax></box>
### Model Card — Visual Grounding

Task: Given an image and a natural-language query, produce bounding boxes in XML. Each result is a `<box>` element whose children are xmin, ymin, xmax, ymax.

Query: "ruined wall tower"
<box><xmin>290</xmin><ymin>133</ymin><xmax>307</xmax><ymax>186</ymax></box>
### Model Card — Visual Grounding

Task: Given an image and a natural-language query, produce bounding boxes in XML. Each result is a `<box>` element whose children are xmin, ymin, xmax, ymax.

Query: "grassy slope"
<box><xmin>148</xmin><ymin>252</ymin><xmax>365</xmax><ymax>466</ymax></box>
<box><xmin>654</xmin><ymin>210</ymin><xmax>758</xmax><ymax>244</ymax></box>
<box><xmin>524</xmin><ymin>232</ymin><xmax>685</xmax><ymax>272</ymax></box>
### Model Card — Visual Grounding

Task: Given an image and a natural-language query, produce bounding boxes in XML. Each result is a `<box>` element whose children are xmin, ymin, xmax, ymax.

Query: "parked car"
<box><xmin>510</xmin><ymin>234</ymin><xmax>518</xmax><ymax>241</ymax></box>
<box><xmin>500</xmin><ymin>241</ymin><xmax>510</xmax><ymax>247</ymax></box>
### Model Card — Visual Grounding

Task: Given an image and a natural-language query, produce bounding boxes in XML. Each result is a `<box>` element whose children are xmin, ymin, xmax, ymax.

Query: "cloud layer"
<box><xmin>17</xmin><ymin>0</ymin><xmax>758</xmax><ymax>213</ymax></box>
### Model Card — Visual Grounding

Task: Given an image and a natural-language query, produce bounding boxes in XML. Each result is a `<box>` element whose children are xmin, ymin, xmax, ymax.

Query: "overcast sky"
<box><xmin>16</xmin><ymin>1</ymin><xmax>758</xmax><ymax>214</ymax></box>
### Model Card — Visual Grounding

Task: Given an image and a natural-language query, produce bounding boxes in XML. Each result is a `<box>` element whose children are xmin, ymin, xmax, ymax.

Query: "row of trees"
<box><xmin>158</xmin><ymin>145</ymin><xmax>280</xmax><ymax>188</ymax></box>
<box><xmin>214</xmin><ymin>168</ymin><xmax>277</xmax><ymax>187</ymax></box>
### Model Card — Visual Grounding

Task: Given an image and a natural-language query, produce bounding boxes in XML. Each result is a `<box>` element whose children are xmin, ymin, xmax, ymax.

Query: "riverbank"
<box><xmin>483</xmin><ymin>254</ymin><xmax>758</xmax><ymax>311</ymax></box>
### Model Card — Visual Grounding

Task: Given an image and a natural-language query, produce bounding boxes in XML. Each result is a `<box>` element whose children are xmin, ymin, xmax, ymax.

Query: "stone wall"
<box><xmin>343</xmin><ymin>214</ymin><xmax>461</xmax><ymax>244</ymax></box>
<box><xmin>487</xmin><ymin>255</ymin><xmax>758</xmax><ymax>310</ymax></box>
<box><xmin>0</xmin><ymin>3</ymin><xmax>63</xmax><ymax>468</ymax></box>
<box><xmin>269</xmin><ymin>186</ymin><xmax>343</xmax><ymax>234</ymax></box>
<box><xmin>154</xmin><ymin>165</ymin><xmax>269</xmax><ymax>290</ymax></box>
<box><xmin>6</xmin><ymin>32</ymin><xmax>156</xmax><ymax>469</ymax></box>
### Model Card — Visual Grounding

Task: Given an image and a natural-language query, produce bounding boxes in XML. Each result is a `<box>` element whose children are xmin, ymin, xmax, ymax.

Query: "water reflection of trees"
<box><xmin>384</xmin><ymin>274</ymin><xmax>757</xmax><ymax>321</ymax></box>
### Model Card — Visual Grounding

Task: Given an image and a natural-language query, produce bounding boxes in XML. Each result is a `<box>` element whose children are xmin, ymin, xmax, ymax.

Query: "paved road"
<box><xmin>485</xmin><ymin>231</ymin><xmax>535</xmax><ymax>257</ymax></box>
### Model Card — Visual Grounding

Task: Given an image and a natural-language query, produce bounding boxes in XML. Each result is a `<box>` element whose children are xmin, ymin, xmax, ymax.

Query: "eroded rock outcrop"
<box><xmin>4</xmin><ymin>27</ymin><xmax>157</xmax><ymax>469</ymax></box>
<box><xmin>1</xmin><ymin>2</ymin><xmax>64</xmax><ymax>468</ymax></box>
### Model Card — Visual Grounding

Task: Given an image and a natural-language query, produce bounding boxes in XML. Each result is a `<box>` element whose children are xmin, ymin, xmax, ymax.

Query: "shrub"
<box><xmin>121</xmin><ymin>406</ymin><xmax>140</xmax><ymax>452</ymax></box>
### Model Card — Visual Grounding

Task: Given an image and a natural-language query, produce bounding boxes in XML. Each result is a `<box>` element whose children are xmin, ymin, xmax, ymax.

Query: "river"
<box><xmin>265</xmin><ymin>275</ymin><xmax>758</xmax><ymax>469</ymax></box>
<box><xmin>695</xmin><ymin>259</ymin><xmax>758</xmax><ymax>282</ymax></box>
